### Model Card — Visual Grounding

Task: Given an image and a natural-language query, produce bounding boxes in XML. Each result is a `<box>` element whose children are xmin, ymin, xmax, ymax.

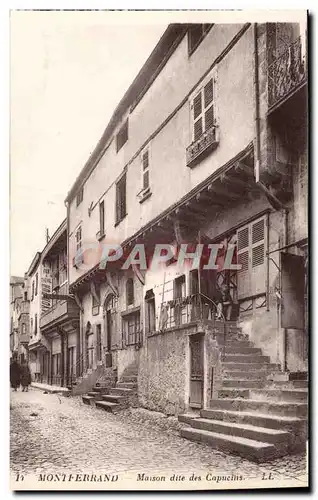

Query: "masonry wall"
<box><xmin>68</xmin><ymin>24</ymin><xmax>255</xmax><ymax>286</ymax></box>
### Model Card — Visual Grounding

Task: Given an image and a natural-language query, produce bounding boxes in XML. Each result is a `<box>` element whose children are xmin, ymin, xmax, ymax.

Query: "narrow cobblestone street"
<box><xmin>10</xmin><ymin>388</ymin><xmax>308</xmax><ymax>490</ymax></box>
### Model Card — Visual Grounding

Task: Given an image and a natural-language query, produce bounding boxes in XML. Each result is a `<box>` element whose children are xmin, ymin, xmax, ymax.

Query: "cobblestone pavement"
<box><xmin>10</xmin><ymin>389</ymin><xmax>308</xmax><ymax>489</ymax></box>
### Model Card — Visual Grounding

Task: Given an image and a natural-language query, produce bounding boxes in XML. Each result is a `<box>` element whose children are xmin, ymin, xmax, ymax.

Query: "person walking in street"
<box><xmin>20</xmin><ymin>360</ymin><xmax>31</xmax><ymax>392</ymax></box>
<box><xmin>10</xmin><ymin>355</ymin><xmax>21</xmax><ymax>391</ymax></box>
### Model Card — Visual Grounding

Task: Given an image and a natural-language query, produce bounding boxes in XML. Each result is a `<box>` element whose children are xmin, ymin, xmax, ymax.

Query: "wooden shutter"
<box><xmin>99</xmin><ymin>201</ymin><xmax>105</xmax><ymax>234</ymax></box>
<box><xmin>142</xmin><ymin>150</ymin><xmax>149</xmax><ymax>190</ymax></box>
<box><xmin>193</xmin><ymin>92</ymin><xmax>203</xmax><ymax>141</ymax></box>
<box><xmin>203</xmin><ymin>78</ymin><xmax>215</xmax><ymax>132</ymax></box>
<box><xmin>237</xmin><ymin>216</ymin><xmax>267</xmax><ymax>299</ymax></box>
<box><xmin>251</xmin><ymin>217</ymin><xmax>266</xmax><ymax>296</ymax></box>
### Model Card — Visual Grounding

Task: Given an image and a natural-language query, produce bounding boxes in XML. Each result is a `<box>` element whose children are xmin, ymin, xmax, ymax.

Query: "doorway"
<box><xmin>189</xmin><ymin>333</ymin><xmax>204</xmax><ymax>409</ymax></box>
<box><xmin>103</xmin><ymin>294</ymin><xmax>117</xmax><ymax>368</ymax></box>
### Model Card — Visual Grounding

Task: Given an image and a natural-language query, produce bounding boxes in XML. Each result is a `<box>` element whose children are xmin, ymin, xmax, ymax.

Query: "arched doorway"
<box><xmin>103</xmin><ymin>294</ymin><xmax>117</xmax><ymax>367</ymax></box>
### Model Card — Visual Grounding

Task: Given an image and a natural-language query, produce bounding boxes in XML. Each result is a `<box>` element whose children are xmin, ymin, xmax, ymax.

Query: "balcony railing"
<box><xmin>158</xmin><ymin>293</ymin><xmax>224</xmax><ymax>331</ymax></box>
<box><xmin>40</xmin><ymin>299</ymin><xmax>79</xmax><ymax>330</ymax></box>
<box><xmin>268</xmin><ymin>36</ymin><xmax>307</xmax><ymax>110</ymax></box>
<box><xmin>186</xmin><ymin>126</ymin><xmax>219</xmax><ymax>168</ymax></box>
<box><xmin>19</xmin><ymin>334</ymin><xmax>29</xmax><ymax>344</ymax></box>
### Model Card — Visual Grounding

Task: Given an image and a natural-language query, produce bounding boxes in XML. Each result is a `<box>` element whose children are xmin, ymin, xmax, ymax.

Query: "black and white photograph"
<box><xmin>9</xmin><ymin>9</ymin><xmax>308</xmax><ymax>491</ymax></box>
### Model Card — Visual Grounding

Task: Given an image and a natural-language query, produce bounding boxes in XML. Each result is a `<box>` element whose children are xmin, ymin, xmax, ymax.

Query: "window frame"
<box><xmin>126</xmin><ymin>278</ymin><xmax>134</xmax><ymax>307</ymax></box>
<box><xmin>99</xmin><ymin>200</ymin><xmax>105</xmax><ymax>237</ymax></box>
<box><xmin>191</xmin><ymin>70</ymin><xmax>217</xmax><ymax>143</ymax></box>
<box><xmin>123</xmin><ymin>310</ymin><xmax>141</xmax><ymax>346</ymax></box>
<box><xmin>116</xmin><ymin>119</ymin><xmax>129</xmax><ymax>153</ymax></box>
<box><xmin>35</xmin><ymin>273</ymin><xmax>38</xmax><ymax>296</ymax></box>
<box><xmin>115</xmin><ymin>173</ymin><xmax>127</xmax><ymax>225</ymax></box>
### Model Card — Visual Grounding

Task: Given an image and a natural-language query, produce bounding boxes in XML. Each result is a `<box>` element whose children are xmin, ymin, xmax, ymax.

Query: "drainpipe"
<box><xmin>253</xmin><ymin>23</ymin><xmax>288</xmax><ymax>372</ymax></box>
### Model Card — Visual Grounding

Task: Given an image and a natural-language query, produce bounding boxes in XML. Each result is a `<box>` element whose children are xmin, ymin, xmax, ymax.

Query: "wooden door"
<box><xmin>189</xmin><ymin>334</ymin><xmax>204</xmax><ymax>408</ymax></box>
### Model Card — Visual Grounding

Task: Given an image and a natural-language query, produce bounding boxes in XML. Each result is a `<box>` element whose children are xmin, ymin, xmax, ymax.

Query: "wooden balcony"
<box><xmin>40</xmin><ymin>300</ymin><xmax>80</xmax><ymax>332</ymax></box>
<box><xmin>19</xmin><ymin>334</ymin><xmax>29</xmax><ymax>344</ymax></box>
<box><xmin>268</xmin><ymin>36</ymin><xmax>307</xmax><ymax>113</ymax></box>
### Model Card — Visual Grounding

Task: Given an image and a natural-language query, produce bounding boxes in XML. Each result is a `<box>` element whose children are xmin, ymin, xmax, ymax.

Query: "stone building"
<box><xmin>40</xmin><ymin>220</ymin><xmax>80</xmax><ymax>387</ymax></box>
<box><xmin>64</xmin><ymin>21</ymin><xmax>307</xmax><ymax>411</ymax></box>
<box><xmin>10</xmin><ymin>276</ymin><xmax>24</xmax><ymax>359</ymax></box>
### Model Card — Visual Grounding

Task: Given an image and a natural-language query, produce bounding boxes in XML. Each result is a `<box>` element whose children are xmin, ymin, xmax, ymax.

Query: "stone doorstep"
<box><xmin>188</xmin><ymin>417</ymin><xmax>290</xmax><ymax>445</ymax></box>
<box><xmin>101</xmin><ymin>394</ymin><xmax>129</xmax><ymax>404</ymax></box>
<box><xmin>31</xmin><ymin>382</ymin><xmax>70</xmax><ymax>395</ymax></box>
<box><xmin>180</xmin><ymin>427</ymin><xmax>285</xmax><ymax>463</ymax></box>
<box><xmin>223</xmin><ymin>371</ymin><xmax>269</xmax><ymax>380</ymax></box>
<box><xmin>95</xmin><ymin>400</ymin><xmax>120</xmax><ymax>413</ymax></box>
<box><xmin>198</xmin><ymin>409</ymin><xmax>307</xmax><ymax>433</ymax></box>
<box><xmin>250</xmin><ymin>388</ymin><xmax>308</xmax><ymax>403</ymax></box>
<box><xmin>222</xmin><ymin>355</ymin><xmax>271</xmax><ymax>363</ymax></box>
<box><xmin>82</xmin><ymin>395</ymin><xmax>95</xmax><ymax>405</ymax></box>
<box><xmin>224</xmin><ymin>347</ymin><xmax>262</xmax><ymax>355</ymax></box>
<box><xmin>220</xmin><ymin>379</ymin><xmax>267</xmax><ymax>389</ymax></box>
<box><xmin>208</xmin><ymin>398</ymin><xmax>308</xmax><ymax>418</ymax></box>
<box><xmin>222</xmin><ymin>362</ymin><xmax>280</xmax><ymax>370</ymax></box>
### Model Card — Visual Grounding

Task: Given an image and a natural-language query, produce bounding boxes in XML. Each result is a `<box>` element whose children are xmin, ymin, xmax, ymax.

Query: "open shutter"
<box><xmin>203</xmin><ymin>78</ymin><xmax>215</xmax><ymax>131</ymax></box>
<box><xmin>142</xmin><ymin>150</ymin><xmax>149</xmax><ymax>190</ymax></box>
<box><xmin>193</xmin><ymin>92</ymin><xmax>203</xmax><ymax>141</ymax></box>
<box><xmin>237</xmin><ymin>216</ymin><xmax>267</xmax><ymax>300</ymax></box>
<box><xmin>251</xmin><ymin>217</ymin><xmax>266</xmax><ymax>296</ymax></box>
<box><xmin>237</xmin><ymin>225</ymin><xmax>251</xmax><ymax>299</ymax></box>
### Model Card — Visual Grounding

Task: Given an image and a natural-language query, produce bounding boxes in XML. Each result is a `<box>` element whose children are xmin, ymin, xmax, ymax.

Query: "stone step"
<box><xmin>82</xmin><ymin>395</ymin><xmax>95</xmax><ymax>405</ymax></box>
<box><xmin>180</xmin><ymin>427</ymin><xmax>283</xmax><ymax>462</ymax></box>
<box><xmin>208</xmin><ymin>398</ymin><xmax>307</xmax><ymax>418</ymax></box>
<box><xmin>116</xmin><ymin>382</ymin><xmax>138</xmax><ymax>389</ymax></box>
<box><xmin>120</xmin><ymin>375</ymin><xmax>138</xmax><ymax>383</ymax></box>
<box><xmin>102</xmin><ymin>394</ymin><xmax>128</xmax><ymax>404</ymax></box>
<box><xmin>109</xmin><ymin>387</ymin><xmax>134</xmax><ymax>396</ymax></box>
<box><xmin>218</xmin><ymin>389</ymin><xmax>250</xmax><ymax>399</ymax></box>
<box><xmin>224</xmin><ymin>347</ymin><xmax>262</xmax><ymax>355</ymax></box>
<box><xmin>222</xmin><ymin>362</ymin><xmax>279</xmax><ymax>371</ymax></box>
<box><xmin>188</xmin><ymin>418</ymin><xmax>290</xmax><ymax>445</ymax></box>
<box><xmin>250</xmin><ymin>389</ymin><xmax>308</xmax><ymax>403</ymax></box>
<box><xmin>220</xmin><ymin>379</ymin><xmax>266</xmax><ymax>389</ymax></box>
<box><xmin>223</xmin><ymin>355</ymin><xmax>270</xmax><ymax>363</ymax></box>
<box><xmin>200</xmin><ymin>409</ymin><xmax>307</xmax><ymax>433</ymax></box>
<box><xmin>93</xmin><ymin>386</ymin><xmax>109</xmax><ymax>394</ymax></box>
<box><xmin>224</xmin><ymin>341</ymin><xmax>254</xmax><ymax>348</ymax></box>
<box><xmin>267</xmin><ymin>380</ymin><xmax>308</xmax><ymax>389</ymax></box>
<box><xmin>223</xmin><ymin>371</ymin><xmax>268</xmax><ymax>380</ymax></box>
<box><xmin>87</xmin><ymin>391</ymin><xmax>102</xmax><ymax>397</ymax></box>
<box><xmin>95</xmin><ymin>400</ymin><xmax>120</xmax><ymax>413</ymax></box>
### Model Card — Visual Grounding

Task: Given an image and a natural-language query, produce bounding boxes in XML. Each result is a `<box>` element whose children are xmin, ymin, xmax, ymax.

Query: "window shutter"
<box><xmin>251</xmin><ymin>218</ymin><xmax>266</xmax><ymax>296</ymax></box>
<box><xmin>203</xmin><ymin>78</ymin><xmax>215</xmax><ymax>132</ymax></box>
<box><xmin>237</xmin><ymin>216</ymin><xmax>267</xmax><ymax>299</ymax></box>
<box><xmin>142</xmin><ymin>151</ymin><xmax>149</xmax><ymax>190</ymax></box>
<box><xmin>193</xmin><ymin>92</ymin><xmax>203</xmax><ymax>141</ymax></box>
<box><xmin>237</xmin><ymin>226</ymin><xmax>251</xmax><ymax>299</ymax></box>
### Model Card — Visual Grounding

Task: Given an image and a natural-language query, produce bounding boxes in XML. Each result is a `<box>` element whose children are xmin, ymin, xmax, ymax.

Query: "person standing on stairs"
<box><xmin>215</xmin><ymin>284</ymin><xmax>233</xmax><ymax>321</ymax></box>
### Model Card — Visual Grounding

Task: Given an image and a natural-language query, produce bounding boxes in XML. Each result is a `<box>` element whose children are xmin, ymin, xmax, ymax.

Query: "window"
<box><xmin>35</xmin><ymin>273</ymin><xmax>38</xmax><ymax>296</ymax></box>
<box><xmin>237</xmin><ymin>216</ymin><xmax>267</xmax><ymax>299</ymax></box>
<box><xmin>174</xmin><ymin>275</ymin><xmax>186</xmax><ymax>326</ymax></box>
<box><xmin>99</xmin><ymin>200</ymin><xmax>105</xmax><ymax>237</ymax></box>
<box><xmin>192</xmin><ymin>77</ymin><xmax>215</xmax><ymax>142</ymax></box>
<box><xmin>116</xmin><ymin>120</ymin><xmax>128</xmax><ymax>152</ymax></box>
<box><xmin>115</xmin><ymin>173</ymin><xmax>127</xmax><ymax>224</ymax></box>
<box><xmin>34</xmin><ymin>314</ymin><xmax>38</xmax><ymax>335</ymax></box>
<box><xmin>31</xmin><ymin>281</ymin><xmax>35</xmax><ymax>301</ymax></box>
<box><xmin>73</xmin><ymin>226</ymin><xmax>83</xmax><ymax>267</ymax></box>
<box><xmin>126</xmin><ymin>278</ymin><xmax>134</xmax><ymax>306</ymax></box>
<box><xmin>124</xmin><ymin>311</ymin><xmax>141</xmax><ymax>346</ymax></box>
<box><xmin>76</xmin><ymin>187</ymin><xmax>84</xmax><ymax>207</ymax></box>
<box><xmin>145</xmin><ymin>289</ymin><xmax>156</xmax><ymax>334</ymax></box>
<box><xmin>24</xmin><ymin>291</ymin><xmax>27</xmax><ymax>301</ymax></box>
<box><xmin>30</xmin><ymin>318</ymin><xmax>33</xmax><ymax>338</ymax></box>
<box><xmin>92</xmin><ymin>282</ymin><xmax>100</xmax><ymax>316</ymax></box>
<box><xmin>188</xmin><ymin>24</ymin><xmax>212</xmax><ymax>55</ymax></box>
<box><xmin>21</xmin><ymin>323</ymin><xmax>26</xmax><ymax>334</ymax></box>
<box><xmin>142</xmin><ymin>150</ymin><xmax>150</xmax><ymax>191</ymax></box>
<box><xmin>96</xmin><ymin>324</ymin><xmax>102</xmax><ymax>361</ymax></box>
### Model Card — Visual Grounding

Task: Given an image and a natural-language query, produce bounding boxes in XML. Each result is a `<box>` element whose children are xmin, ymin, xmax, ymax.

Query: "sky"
<box><xmin>10</xmin><ymin>11</ymin><xmax>167</xmax><ymax>277</ymax></box>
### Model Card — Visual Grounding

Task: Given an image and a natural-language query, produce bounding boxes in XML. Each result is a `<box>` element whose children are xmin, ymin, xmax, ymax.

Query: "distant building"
<box><xmin>10</xmin><ymin>276</ymin><xmax>24</xmax><ymax>359</ymax></box>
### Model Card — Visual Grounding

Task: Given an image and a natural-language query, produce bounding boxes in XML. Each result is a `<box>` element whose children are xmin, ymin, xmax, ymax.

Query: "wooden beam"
<box><xmin>73</xmin><ymin>293</ymin><xmax>84</xmax><ymax>312</ymax></box>
<box><xmin>221</xmin><ymin>173</ymin><xmax>251</xmax><ymax>190</ymax></box>
<box><xmin>43</xmin><ymin>293</ymin><xmax>73</xmax><ymax>301</ymax></box>
<box><xmin>207</xmin><ymin>182</ymin><xmax>241</xmax><ymax>200</ymax></box>
<box><xmin>234</xmin><ymin>161</ymin><xmax>255</xmax><ymax>176</ymax></box>
<box><xmin>173</xmin><ymin>219</ymin><xmax>184</xmax><ymax>245</ymax></box>
<box><xmin>132</xmin><ymin>264</ymin><xmax>146</xmax><ymax>285</ymax></box>
<box><xmin>90</xmin><ymin>281</ymin><xmax>100</xmax><ymax>306</ymax></box>
<box><xmin>106</xmin><ymin>272</ymin><xmax>119</xmax><ymax>297</ymax></box>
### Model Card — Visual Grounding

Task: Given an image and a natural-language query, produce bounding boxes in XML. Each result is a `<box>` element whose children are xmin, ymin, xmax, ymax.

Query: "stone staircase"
<box><xmin>82</xmin><ymin>364</ymin><xmax>138</xmax><ymax>413</ymax></box>
<box><xmin>179</xmin><ymin>324</ymin><xmax>308</xmax><ymax>462</ymax></box>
